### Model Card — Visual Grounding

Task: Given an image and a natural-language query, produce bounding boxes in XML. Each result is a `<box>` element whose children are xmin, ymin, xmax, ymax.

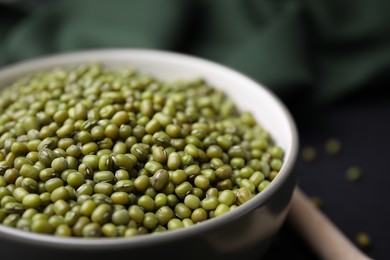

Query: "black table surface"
<box><xmin>262</xmin><ymin>91</ymin><xmax>390</xmax><ymax>260</ymax></box>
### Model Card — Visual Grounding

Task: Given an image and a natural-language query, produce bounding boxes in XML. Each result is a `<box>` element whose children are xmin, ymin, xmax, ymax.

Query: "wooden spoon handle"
<box><xmin>287</xmin><ymin>187</ymin><xmax>372</xmax><ymax>260</ymax></box>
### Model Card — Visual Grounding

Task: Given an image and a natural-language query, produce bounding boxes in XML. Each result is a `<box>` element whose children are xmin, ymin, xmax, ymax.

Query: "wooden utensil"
<box><xmin>287</xmin><ymin>187</ymin><xmax>373</xmax><ymax>260</ymax></box>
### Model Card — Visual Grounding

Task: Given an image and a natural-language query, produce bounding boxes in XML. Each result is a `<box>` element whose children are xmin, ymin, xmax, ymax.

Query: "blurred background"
<box><xmin>1</xmin><ymin>0</ymin><xmax>390</xmax><ymax>259</ymax></box>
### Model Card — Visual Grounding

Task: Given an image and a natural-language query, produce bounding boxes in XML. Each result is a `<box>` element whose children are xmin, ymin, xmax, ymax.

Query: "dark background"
<box><xmin>264</xmin><ymin>91</ymin><xmax>390</xmax><ymax>260</ymax></box>
<box><xmin>1</xmin><ymin>1</ymin><xmax>390</xmax><ymax>259</ymax></box>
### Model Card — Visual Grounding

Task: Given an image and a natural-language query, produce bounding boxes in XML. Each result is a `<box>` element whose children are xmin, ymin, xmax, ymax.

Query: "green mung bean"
<box><xmin>0</xmin><ymin>62</ymin><xmax>284</xmax><ymax>238</ymax></box>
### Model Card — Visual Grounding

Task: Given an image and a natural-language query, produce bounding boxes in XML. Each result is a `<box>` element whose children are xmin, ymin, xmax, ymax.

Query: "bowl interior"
<box><xmin>0</xmin><ymin>49</ymin><xmax>297</xmax><ymax>155</ymax></box>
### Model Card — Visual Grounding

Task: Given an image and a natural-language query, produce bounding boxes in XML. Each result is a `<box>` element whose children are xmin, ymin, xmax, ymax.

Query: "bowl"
<box><xmin>0</xmin><ymin>49</ymin><xmax>299</xmax><ymax>260</ymax></box>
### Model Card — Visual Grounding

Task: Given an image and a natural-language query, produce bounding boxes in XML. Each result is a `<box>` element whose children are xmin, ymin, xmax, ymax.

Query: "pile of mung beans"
<box><xmin>0</xmin><ymin>63</ymin><xmax>284</xmax><ymax>237</ymax></box>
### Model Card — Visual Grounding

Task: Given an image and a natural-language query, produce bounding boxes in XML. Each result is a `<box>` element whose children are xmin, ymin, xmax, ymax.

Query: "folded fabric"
<box><xmin>1</xmin><ymin>0</ymin><xmax>390</xmax><ymax>108</ymax></box>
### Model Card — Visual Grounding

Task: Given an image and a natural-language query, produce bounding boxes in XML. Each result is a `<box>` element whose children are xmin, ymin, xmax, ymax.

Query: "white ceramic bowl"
<box><xmin>0</xmin><ymin>49</ymin><xmax>299</xmax><ymax>260</ymax></box>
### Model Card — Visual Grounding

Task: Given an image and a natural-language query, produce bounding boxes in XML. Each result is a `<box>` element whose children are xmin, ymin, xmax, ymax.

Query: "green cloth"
<box><xmin>1</xmin><ymin>0</ymin><xmax>390</xmax><ymax>108</ymax></box>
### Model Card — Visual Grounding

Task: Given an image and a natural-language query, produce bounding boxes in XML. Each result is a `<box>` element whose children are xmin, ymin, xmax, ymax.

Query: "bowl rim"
<box><xmin>0</xmin><ymin>48</ymin><xmax>299</xmax><ymax>250</ymax></box>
